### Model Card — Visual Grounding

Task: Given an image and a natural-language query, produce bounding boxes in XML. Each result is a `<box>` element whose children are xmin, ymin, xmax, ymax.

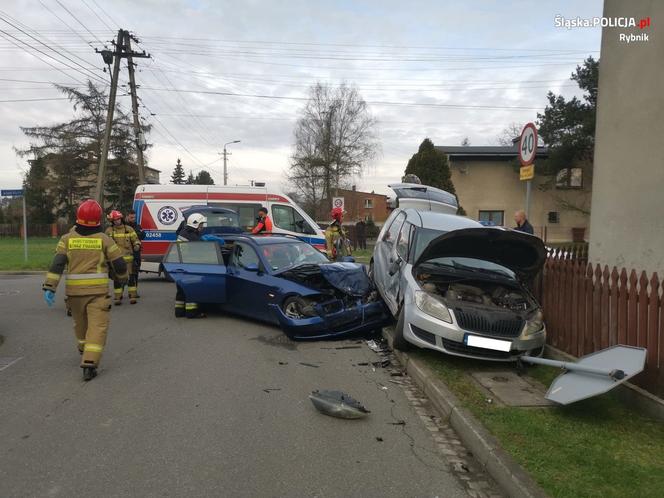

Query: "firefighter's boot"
<box><xmin>82</xmin><ymin>366</ymin><xmax>97</xmax><ymax>381</ymax></box>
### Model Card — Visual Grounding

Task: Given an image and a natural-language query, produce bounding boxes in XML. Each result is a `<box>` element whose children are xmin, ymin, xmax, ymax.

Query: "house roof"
<box><xmin>435</xmin><ymin>145</ymin><xmax>548</xmax><ymax>161</ymax></box>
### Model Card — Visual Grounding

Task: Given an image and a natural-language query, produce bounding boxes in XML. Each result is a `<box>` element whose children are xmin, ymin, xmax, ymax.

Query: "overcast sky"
<box><xmin>0</xmin><ymin>0</ymin><xmax>603</xmax><ymax>195</ymax></box>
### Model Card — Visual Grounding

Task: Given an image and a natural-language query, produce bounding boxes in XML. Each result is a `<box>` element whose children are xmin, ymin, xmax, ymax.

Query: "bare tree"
<box><xmin>288</xmin><ymin>83</ymin><xmax>379</xmax><ymax>217</ymax></box>
<box><xmin>496</xmin><ymin>122</ymin><xmax>524</xmax><ymax>146</ymax></box>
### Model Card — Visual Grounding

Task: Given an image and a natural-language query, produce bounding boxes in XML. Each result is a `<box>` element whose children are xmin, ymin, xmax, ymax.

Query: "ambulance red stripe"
<box><xmin>135</xmin><ymin>192</ymin><xmax>289</xmax><ymax>202</ymax></box>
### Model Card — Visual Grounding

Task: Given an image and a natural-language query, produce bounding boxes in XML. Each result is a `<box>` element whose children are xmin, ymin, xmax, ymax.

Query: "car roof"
<box><xmin>227</xmin><ymin>234</ymin><xmax>302</xmax><ymax>245</ymax></box>
<box><xmin>401</xmin><ymin>209</ymin><xmax>483</xmax><ymax>231</ymax></box>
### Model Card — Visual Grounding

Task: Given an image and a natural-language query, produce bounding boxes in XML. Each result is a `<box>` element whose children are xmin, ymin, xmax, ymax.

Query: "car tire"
<box><xmin>282</xmin><ymin>296</ymin><xmax>309</xmax><ymax>319</ymax></box>
<box><xmin>393</xmin><ymin>307</ymin><xmax>411</xmax><ymax>351</ymax></box>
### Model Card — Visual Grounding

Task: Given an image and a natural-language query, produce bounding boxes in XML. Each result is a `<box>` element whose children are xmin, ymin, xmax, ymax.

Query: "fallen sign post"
<box><xmin>519</xmin><ymin>345</ymin><xmax>647</xmax><ymax>405</ymax></box>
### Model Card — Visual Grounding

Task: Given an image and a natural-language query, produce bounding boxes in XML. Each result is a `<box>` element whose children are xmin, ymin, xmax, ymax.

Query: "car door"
<box><xmin>226</xmin><ymin>241</ymin><xmax>274</xmax><ymax>320</ymax></box>
<box><xmin>385</xmin><ymin>221</ymin><xmax>413</xmax><ymax>310</ymax></box>
<box><xmin>162</xmin><ymin>241</ymin><xmax>227</xmax><ymax>303</ymax></box>
<box><xmin>374</xmin><ymin>212</ymin><xmax>406</xmax><ymax>314</ymax></box>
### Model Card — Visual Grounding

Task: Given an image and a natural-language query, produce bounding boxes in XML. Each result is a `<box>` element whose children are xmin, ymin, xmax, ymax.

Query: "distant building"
<box><xmin>322</xmin><ymin>186</ymin><xmax>389</xmax><ymax>225</ymax></box>
<box><xmin>436</xmin><ymin>144</ymin><xmax>591</xmax><ymax>242</ymax></box>
<box><xmin>588</xmin><ymin>0</ymin><xmax>663</xmax><ymax>274</ymax></box>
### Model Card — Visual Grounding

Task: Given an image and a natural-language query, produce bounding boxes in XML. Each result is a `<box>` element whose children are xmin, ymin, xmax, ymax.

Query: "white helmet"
<box><xmin>186</xmin><ymin>213</ymin><xmax>207</xmax><ymax>229</ymax></box>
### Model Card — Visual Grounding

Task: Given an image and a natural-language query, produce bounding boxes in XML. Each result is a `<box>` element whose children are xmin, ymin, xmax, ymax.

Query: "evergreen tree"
<box><xmin>404</xmin><ymin>138</ymin><xmax>464</xmax><ymax>214</ymax></box>
<box><xmin>171</xmin><ymin>158</ymin><xmax>186</xmax><ymax>184</ymax></box>
<box><xmin>23</xmin><ymin>157</ymin><xmax>55</xmax><ymax>223</ymax></box>
<box><xmin>185</xmin><ymin>171</ymin><xmax>195</xmax><ymax>185</ymax></box>
<box><xmin>404</xmin><ymin>139</ymin><xmax>457</xmax><ymax>194</ymax></box>
<box><xmin>194</xmin><ymin>170</ymin><xmax>215</xmax><ymax>185</ymax></box>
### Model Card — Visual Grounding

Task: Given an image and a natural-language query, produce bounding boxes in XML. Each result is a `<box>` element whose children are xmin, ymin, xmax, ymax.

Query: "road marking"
<box><xmin>0</xmin><ymin>356</ymin><xmax>23</xmax><ymax>372</ymax></box>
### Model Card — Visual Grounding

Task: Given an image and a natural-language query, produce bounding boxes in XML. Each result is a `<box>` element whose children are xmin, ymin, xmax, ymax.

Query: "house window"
<box><xmin>478</xmin><ymin>210</ymin><xmax>504</xmax><ymax>226</ymax></box>
<box><xmin>548</xmin><ymin>211</ymin><xmax>560</xmax><ymax>224</ymax></box>
<box><xmin>555</xmin><ymin>168</ymin><xmax>583</xmax><ymax>189</ymax></box>
<box><xmin>364</xmin><ymin>198</ymin><xmax>373</xmax><ymax>208</ymax></box>
<box><xmin>364</xmin><ymin>214</ymin><xmax>373</xmax><ymax>222</ymax></box>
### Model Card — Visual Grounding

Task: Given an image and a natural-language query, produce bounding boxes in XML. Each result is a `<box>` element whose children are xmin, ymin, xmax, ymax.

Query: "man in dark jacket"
<box><xmin>514</xmin><ymin>210</ymin><xmax>534</xmax><ymax>235</ymax></box>
<box><xmin>354</xmin><ymin>217</ymin><xmax>367</xmax><ymax>250</ymax></box>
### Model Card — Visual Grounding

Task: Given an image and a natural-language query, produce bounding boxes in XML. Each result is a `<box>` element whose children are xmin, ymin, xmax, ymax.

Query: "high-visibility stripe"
<box><xmin>175</xmin><ymin>303</ymin><xmax>185</xmax><ymax>309</ymax></box>
<box><xmin>109</xmin><ymin>244</ymin><xmax>120</xmax><ymax>252</ymax></box>
<box><xmin>66</xmin><ymin>278</ymin><xmax>108</xmax><ymax>286</ymax></box>
<box><xmin>128</xmin><ymin>286</ymin><xmax>137</xmax><ymax>291</ymax></box>
<box><xmin>185</xmin><ymin>303</ymin><xmax>198</xmax><ymax>310</ymax></box>
<box><xmin>67</xmin><ymin>272</ymin><xmax>107</xmax><ymax>280</ymax></box>
<box><xmin>46</xmin><ymin>272</ymin><xmax>61</xmax><ymax>280</ymax></box>
<box><xmin>111</xmin><ymin>233</ymin><xmax>131</xmax><ymax>237</ymax></box>
<box><xmin>122</xmin><ymin>255</ymin><xmax>134</xmax><ymax>261</ymax></box>
<box><xmin>78</xmin><ymin>340</ymin><xmax>86</xmax><ymax>344</ymax></box>
<box><xmin>84</xmin><ymin>343</ymin><xmax>103</xmax><ymax>353</ymax></box>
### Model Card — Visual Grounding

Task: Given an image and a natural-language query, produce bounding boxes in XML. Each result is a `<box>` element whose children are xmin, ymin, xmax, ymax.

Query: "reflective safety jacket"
<box><xmin>324</xmin><ymin>222</ymin><xmax>351</xmax><ymax>261</ymax></box>
<box><xmin>43</xmin><ymin>227</ymin><xmax>128</xmax><ymax>296</ymax></box>
<box><xmin>251</xmin><ymin>215</ymin><xmax>273</xmax><ymax>234</ymax></box>
<box><xmin>105</xmin><ymin>224</ymin><xmax>141</xmax><ymax>264</ymax></box>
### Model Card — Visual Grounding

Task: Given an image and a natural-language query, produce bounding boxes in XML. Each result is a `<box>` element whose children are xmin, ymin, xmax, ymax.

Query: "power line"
<box><xmin>91</xmin><ymin>0</ymin><xmax>123</xmax><ymax>30</ymax></box>
<box><xmin>137</xmin><ymin>86</ymin><xmax>543</xmax><ymax>111</ymax></box>
<box><xmin>54</xmin><ymin>0</ymin><xmax>105</xmax><ymax>46</ymax></box>
<box><xmin>0</xmin><ymin>97</ymin><xmax>71</xmax><ymax>102</ymax></box>
<box><xmin>80</xmin><ymin>0</ymin><xmax>113</xmax><ymax>31</ymax></box>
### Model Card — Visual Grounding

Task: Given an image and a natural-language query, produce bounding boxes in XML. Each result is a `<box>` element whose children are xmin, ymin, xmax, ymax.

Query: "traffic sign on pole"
<box><xmin>1</xmin><ymin>188</ymin><xmax>28</xmax><ymax>261</ymax></box>
<box><xmin>518</xmin><ymin>123</ymin><xmax>537</xmax><ymax>166</ymax></box>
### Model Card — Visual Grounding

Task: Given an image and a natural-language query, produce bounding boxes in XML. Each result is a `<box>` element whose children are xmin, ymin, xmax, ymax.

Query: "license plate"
<box><xmin>465</xmin><ymin>334</ymin><xmax>511</xmax><ymax>352</ymax></box>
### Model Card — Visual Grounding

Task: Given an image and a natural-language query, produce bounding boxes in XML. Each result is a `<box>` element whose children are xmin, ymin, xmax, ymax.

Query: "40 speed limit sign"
<box><xmin>518</xmin><ymin>123</ymin><xmax>537</xmax><ymax>166</ymax></box>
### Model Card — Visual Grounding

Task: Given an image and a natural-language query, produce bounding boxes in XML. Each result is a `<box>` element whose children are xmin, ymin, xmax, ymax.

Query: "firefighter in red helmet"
<box><xmin>105</xmin><ymin>210</ymin><xmax>141</xmax><ymax>304</ymax></box>
<box><xmin>43</xmin><ymin>199</ymin><xmax>128</xmax><ymax>381</ymax></box>
<box><xmin>324</xmin><ymin>207</ymin><xmax>351</xmax><ymax>261</ymax></box>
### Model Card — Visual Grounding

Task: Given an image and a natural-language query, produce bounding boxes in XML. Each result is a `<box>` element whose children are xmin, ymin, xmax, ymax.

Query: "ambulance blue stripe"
<box><xmin>142</xmin><ymin>231</ymin><xmax>178</xmax><ymax>241</ymax></box>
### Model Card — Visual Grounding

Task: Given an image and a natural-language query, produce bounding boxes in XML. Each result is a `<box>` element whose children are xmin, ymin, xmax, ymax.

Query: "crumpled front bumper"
<box><xmin>269</xmin><ymin>299</ymin><xmax>390</xmax><ymax>340</ymax></box>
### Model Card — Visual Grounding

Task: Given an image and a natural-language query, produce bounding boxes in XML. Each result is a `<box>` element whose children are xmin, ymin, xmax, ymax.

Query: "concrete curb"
<box><xmin>383</xmin><ymin>328</ymin><xmax>548</xmax><ymax>498</ymax></box>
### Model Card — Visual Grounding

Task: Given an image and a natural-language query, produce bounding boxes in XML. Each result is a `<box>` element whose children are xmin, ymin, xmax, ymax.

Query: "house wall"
<box><xmin>327</xmin><ymin>188</ymin><xmax>389</xmax><ymax>224</ymax></box>
<box><xmin>449</xmin><ymin>159</ymin><xmax>591</xmax><ymax>242</ymax></box>
<box><xmin>588</xmin><ymin>0</ymin><xmax>664</xmax><ymax>274</ymax></box>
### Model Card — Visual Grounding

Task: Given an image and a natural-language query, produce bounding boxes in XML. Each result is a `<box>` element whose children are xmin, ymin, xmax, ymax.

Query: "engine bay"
<box><xmin>415</xmin><ymin>269</ymin><xmax>538</xmax><ymax>314</ymax></box>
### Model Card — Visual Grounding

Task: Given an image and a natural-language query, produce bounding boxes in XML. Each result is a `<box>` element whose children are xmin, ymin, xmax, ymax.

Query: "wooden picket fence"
<box><xmin>538</xmin><ymin>246</ymin><xmax>663</xmax><ymax>396</ymax></box>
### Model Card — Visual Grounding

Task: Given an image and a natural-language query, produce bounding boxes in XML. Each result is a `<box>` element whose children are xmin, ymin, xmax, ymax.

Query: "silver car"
<box><xmin>371</xmin><ymin>205</ymin><xmax>546</xmax><ymax>361</ymax></box>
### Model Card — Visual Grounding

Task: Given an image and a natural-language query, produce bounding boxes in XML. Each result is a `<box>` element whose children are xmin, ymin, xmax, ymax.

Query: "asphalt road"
<box><xmin>0</xmin><ymin>274</ymin><xmax>489</xmax><ymax>498</ymax></box>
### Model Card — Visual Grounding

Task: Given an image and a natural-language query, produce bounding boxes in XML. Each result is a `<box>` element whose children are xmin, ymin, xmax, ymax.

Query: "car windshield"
<box><xmin>262</xmin><ymin>241</ymin><xmax>328</xmax><ymax>271</ymax></box>
<box><xmin>423</xmin><ymin>256</ymin><xmax>515</xmax><ymax>279</ymax></box>
<box><xmin>413</xmin><ymin>227</ymin><xmax>446</xmax><ymax>261</ymax></box>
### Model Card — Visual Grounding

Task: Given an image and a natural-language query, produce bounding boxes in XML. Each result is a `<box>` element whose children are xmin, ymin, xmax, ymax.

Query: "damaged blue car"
<box><xmin>162</xmin><ymin>235</ymin><xmax>390</xmax><ymax>339</ymax></box>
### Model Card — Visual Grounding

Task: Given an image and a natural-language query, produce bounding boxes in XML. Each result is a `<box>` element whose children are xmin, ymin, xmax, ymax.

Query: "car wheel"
<box><xmin>282</xmin><ymin>296</ymin><xmax>308</xmax><ymax>319</ymax></box>
<box><xmin>393</xmin><ymin>307</ymin><xmax>411</xmax><ymax>351</ymax></box>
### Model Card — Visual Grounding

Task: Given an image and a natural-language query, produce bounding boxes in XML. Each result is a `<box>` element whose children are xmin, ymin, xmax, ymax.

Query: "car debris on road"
<box><xmin>309</xmin><ymin>390</ymin><xmax>371</xmax><ymax>419</ymax></box>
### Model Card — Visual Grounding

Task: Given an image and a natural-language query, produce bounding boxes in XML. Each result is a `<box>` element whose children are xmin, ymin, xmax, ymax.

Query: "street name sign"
<box><xmin>1</xmin><ymin>189</ymin><xmax>24</xmax><ymax>196</ymax></box>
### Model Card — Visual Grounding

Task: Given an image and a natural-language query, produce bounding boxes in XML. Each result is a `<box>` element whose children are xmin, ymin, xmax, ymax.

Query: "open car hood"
<box><xmin>318</xmin><ymin>262</ymin><xmax>374</xmax><ymax>297</ymax></box>
<box><xmin>414</xmin><ymin>227</ymin><xmax>546</xmax><ymax>279</ymax></box>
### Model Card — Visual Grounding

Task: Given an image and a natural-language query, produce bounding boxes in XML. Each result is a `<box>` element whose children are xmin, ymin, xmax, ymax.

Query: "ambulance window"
<box><xmin>164</xmin><ymin>243</ymin><xmax>180</xmax><ymax>263</ymax></box>
<box><xmin>272</xmin><ymin>205</ymin><xmax>315</xmax><ymax>234</ymax></box>
<box><xmin>178</xmin><ymin>242</ymin><xmax>220</xmax><ymax>264</ymax></box>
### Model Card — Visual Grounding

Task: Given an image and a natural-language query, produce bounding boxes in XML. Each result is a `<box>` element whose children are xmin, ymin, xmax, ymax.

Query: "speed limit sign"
<box><xmin>518</xmin><ymin>123</ymin><xmax>537</xmax><ymax>166</ymax></box>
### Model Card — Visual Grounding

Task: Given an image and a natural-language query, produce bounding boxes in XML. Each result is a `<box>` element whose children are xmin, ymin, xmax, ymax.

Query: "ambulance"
<box><xmin>132</xmin><ymin>184</ymin><xmax>326</xmax><ymax>273</ymax></box>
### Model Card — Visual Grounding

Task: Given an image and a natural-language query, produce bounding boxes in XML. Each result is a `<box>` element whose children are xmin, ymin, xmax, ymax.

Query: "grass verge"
<box><xmin>0</xmin><ymin>237</ymin><xmax>56</xmax><ymax>271</ymax></box>
<box><xmin>413</xmin><ymin>350</ymin><xmax>664</xmax><ymax>498</ymax></box>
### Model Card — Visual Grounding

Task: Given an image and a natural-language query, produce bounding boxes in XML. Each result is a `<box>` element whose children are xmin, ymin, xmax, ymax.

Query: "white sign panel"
<box><xmin>332</xmin><ymin>197</ymin><xmax>345</xmax><ymax>210</ymax></box>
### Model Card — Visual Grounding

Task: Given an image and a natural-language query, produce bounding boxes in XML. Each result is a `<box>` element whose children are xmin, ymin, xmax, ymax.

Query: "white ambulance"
<box><xmin>132</xmin><ymin>184</ymin><xmax>326</xmax><ymax>273</ymax></box>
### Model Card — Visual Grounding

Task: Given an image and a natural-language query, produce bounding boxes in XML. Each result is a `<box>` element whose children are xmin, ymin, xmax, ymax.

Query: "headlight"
<box><xmin>415</xmin><ymin>291</ymin><xmax>452</xmax><ymax>323</ymax></box>
<box><xmin>523</xmin><ymin>310</ymin><xmax>544</xmax><ymax>336</ymax></box>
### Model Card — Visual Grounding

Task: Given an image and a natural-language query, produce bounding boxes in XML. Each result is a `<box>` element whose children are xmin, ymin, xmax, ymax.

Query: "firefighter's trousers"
<box><xmin>114</xmin><ymin>272</ymin><xmax>138</xmax><ymax>301</ymax></box>
<box><xmin>68</xmin><ymin>294</ymin><xmax>111</xmax><ymax>368</ymax></box>
<box><xmin>175</xmin><ymin>286</ymin><xmax>201</xmax><ymax>318</ymax></box>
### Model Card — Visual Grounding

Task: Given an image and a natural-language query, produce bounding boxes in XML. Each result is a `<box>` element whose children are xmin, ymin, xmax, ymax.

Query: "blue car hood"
<box><xmin>318</xmin><ymin>262</ymin><xmax>373</xmax><ymax>297</ymax></box>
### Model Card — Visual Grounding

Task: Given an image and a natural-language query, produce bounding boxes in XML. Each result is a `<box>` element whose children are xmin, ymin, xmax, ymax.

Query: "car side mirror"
<box><xmin>244</xmin><ymin>263</ymin><xmax>260</xmax><ymax>272</ymax></box>
<box><xmin>388</xmin><ymin>258</ymin><xmax>402</xmax><ymax>276</ymax></box>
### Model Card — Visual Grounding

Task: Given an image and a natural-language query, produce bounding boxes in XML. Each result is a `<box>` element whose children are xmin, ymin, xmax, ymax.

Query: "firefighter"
<box><xmin>325</xmin><ymin>207</ymin><xmax>352</xmax><ymax>261</ymax></box>
<box><xmin>125</xmin><ymin>209</ymin><xmax>145</xmax><ymax>297</ymax></box>
<box><xmin>43</xmin><ymin>199</ymin><xmax>128</xmax><ymax>381</ymax></box>
<box><xmin>105</xmin><ymin>210</ymin><xmax>141</xmax><ymax>305</ymax></box>
<box><xmin>175</xmin><ymin>213</ymin><xmax>207</xmax><ymax>318</ymax></box>
<box><xmin>251</xmin><ymin>206</ymin><xmax>273</xmax><ymax>234</ymax></box>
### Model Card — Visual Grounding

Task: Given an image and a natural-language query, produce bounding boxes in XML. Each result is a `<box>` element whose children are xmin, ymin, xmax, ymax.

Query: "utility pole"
<box><xmin>95</xmin><ymin>29</ymin><xmax>123</xmax><ymax>206</ymax></box>
<box><xmin>95</xmin><ymin>30</ymin><xmax>151</xmax><ymax>206</ymax></box>
<box><xmin>222</xmin><ymin>140</ymin><xmax>241</xmax><ymax>186</ymax></box>
<box><xmin>125</xmin><ymin>32</ymin><xmax>150</xmax><ymax>184</ymax></box>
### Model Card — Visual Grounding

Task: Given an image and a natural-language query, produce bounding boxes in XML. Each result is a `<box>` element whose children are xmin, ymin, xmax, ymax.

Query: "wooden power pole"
<box><xmin>95</xmin><ymin>29</ymin><xmax>151</xmax><ymax>207</ymax></box>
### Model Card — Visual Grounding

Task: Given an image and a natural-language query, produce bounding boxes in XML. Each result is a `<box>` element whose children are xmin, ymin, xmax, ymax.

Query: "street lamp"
<box><xmin>223</xmin><ymin>140</ymin><xmax>241</xmax><ymax>186</ymax></box>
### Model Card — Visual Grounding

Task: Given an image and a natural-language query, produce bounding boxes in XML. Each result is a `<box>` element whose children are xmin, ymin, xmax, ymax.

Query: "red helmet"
<box><xmin>76</xmin><ymin>199</ymin><xmax>102</xmax><ymax>227</ymax></box>
<box><xmin>107</xmin><ymin>210</ymin><xmax>123</xmax><ymax>222</ymax></box>
<box><xmin>331</xmin><ymin>207</ymin><xmax>343</xmax><ymax>221</ymax></box>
